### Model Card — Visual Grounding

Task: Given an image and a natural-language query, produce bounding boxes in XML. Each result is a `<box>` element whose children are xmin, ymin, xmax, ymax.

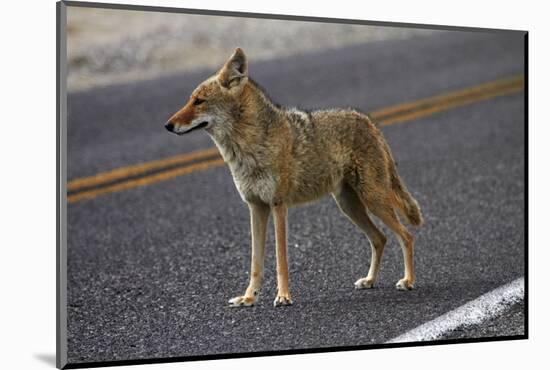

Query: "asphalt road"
<box><xmin>66</xmin><ymin>30</ymin><xmax>526</xmax><ymax>365</ymax></box>
<box><xmin>440</xmin><ymin>302</ymin><xmax>525</xmax><ymax>340</ymax></box>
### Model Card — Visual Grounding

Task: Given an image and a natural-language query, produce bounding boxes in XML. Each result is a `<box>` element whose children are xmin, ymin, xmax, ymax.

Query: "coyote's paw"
<box><xmin>228</xmin><ymin>295</ymin><xmax>257</xmax><ymax>307</ymax></box>
<box><xmin>354</xmin><ymin>277</ymin><xmax>375</xmax><ymax>289</ymax></box>
<box><xmin>273</xmin><ymin>293</ymin><xmax>293</xmax><ymax>307</ymax></box>
<box><xmin>395</xmin><ymin>278</ymin><xmax>414</xmax><ymax>291</ymax></box>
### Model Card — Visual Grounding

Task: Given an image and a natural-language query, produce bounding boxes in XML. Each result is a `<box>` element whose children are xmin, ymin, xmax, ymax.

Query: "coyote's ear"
<box><xmin>218</xmin><ymin>48</ymin><xmax>248</xmax><ymax>89</ymax></box>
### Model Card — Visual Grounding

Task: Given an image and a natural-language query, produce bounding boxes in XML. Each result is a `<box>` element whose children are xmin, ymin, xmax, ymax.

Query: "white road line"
<box><xmin>386</xmin><ymin>277</ymin><xmax>525</xmax><ymax>343</ymax></box>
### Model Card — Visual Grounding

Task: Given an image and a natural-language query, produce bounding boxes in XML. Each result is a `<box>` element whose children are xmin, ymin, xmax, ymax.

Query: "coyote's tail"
<box><xmin>390</xmin><ymin>169</ymin><xmax>424</xmax><ymax>227</ymax></box>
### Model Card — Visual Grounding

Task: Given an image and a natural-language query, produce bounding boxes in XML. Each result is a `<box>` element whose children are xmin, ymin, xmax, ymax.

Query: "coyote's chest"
<box><xmin>228</xmin><ymin>158</ymin><xmax>278</xmax><ymax>204</ymax></box>
<box><xmin>213</xmin><ymin>139</ymin><xmax>279</xmax><ymax>204</ymax></box>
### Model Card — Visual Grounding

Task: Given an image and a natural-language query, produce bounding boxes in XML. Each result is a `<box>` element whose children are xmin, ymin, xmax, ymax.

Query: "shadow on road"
<box><xmin>34</xmin><ymin>353</ymin><xmax>56</xmax><ymax>367</ymax></box>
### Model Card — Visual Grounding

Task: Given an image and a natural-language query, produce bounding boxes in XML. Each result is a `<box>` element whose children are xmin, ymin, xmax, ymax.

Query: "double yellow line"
<box><xmin>67</xmin><ymin>149</ymin><xmax>224</xmax><ymax>203</ymax></box>
<box><xmin>370</xmin><ymin>75</ymin><xmax>523</xmax><ymax>125</ymax></box>
<box><xmin>67</xmin><ymin>74</ymin><xmax>524</xmax><ymax>204</ymax></box>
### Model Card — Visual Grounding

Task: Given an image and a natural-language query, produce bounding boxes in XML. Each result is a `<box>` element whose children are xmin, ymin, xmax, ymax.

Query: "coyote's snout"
<box><xmin>165</xmin><ymin>48</ymin><xmax>423</xmax><ymax>307</ymax></box>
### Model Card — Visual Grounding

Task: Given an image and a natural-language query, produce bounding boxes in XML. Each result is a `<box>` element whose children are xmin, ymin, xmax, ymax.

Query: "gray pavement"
<box><xmin>66</xmin><ymin>30</ymin><xmax>526</xmax><ymax>365</ymax></box>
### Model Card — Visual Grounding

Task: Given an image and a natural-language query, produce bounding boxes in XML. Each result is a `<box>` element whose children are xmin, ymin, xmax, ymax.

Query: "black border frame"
<box><xmin>56</xmin><ymin>1</ymin><xmax>529</xmax><ymax>368</ymax></box>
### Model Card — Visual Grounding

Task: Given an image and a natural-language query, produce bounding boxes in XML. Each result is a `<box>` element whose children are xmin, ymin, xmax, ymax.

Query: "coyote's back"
<box><xmin>278</xmin><ymin>107</ymin><xmax>423</xmax><ymax>228</ymax></box>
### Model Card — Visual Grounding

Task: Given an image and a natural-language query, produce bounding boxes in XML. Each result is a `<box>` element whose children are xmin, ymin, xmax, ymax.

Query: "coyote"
<box><xmin>165</xmin><ymin>48</ymin><xmax>423</xmax><ymax>307</ymax></box>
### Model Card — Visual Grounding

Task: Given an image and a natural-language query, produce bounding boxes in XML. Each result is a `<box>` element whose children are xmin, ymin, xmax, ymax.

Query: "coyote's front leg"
<box><xmin>272</xmin><ymin>203</ymin><xmax>293</xmax><ymax>306</ymax></box>
<box><xmin>228</xmin><ymin>202</ymin><xmax>270</xmax><ymax>307</ymax></box>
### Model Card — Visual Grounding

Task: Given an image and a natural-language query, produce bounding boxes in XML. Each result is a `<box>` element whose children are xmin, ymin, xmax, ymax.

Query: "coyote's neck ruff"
<box><xmin>207</xmin><ymin>80</ymin><xmax>282</xmax><ymax>201</ymax></box>
<box><xmin>165</xmin><ymin>48</ymin><xmax>423</xmax><ymax>307</ymax></box>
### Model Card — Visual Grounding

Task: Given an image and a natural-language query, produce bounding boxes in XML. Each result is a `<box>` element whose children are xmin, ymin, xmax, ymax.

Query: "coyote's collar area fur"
<box><xmin>165</xmin><ymin>48</ymin><xmax>423</xmax><ymax>307</ymax></box>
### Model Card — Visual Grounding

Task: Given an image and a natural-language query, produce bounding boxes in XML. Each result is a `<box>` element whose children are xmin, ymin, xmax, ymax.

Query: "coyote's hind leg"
<box><xmin>365</xmin><ymin>199</ymin><xmax>415</xmax><ymax>290</ymax></box>
<box><xmin>333</xmin><ymin>183</ymin><xmax>387</xmax><ymax>289</ymax></box>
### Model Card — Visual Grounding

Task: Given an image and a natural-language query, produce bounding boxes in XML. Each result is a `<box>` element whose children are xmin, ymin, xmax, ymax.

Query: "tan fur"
<box><xmin>168</xmin><ymin>101</ymin><xmax>196</xmax><ymax>126</ymax></box>
<box><xmin>165</xmin><ymin>48</ymin><xmax>424</xmax><ymax>306</ymax></box>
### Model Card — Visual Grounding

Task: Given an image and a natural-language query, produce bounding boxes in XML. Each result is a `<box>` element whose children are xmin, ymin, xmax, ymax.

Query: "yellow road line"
<box><xmin>371</xmin><ymin>75</ymin><xmax>523</xmax><ymax>123</ymax></box>
<box><xmin>67</xmin><ymin>158</ymin><xmax>225</xmax><ymax>203</ymax></box>
<box><xmin>68</xmin><ymin>147</ymin><xmax>220</xmax><ymax>192</ymax></box>
<box><xmin>374</xmin><ymin>78</ymin><xmax>524</xmax><ymax>126</ymax></box>
<box><xmin>67</xmin><ymin>74</ymin><xmax>524</xmax><ymax>204</ymax></box>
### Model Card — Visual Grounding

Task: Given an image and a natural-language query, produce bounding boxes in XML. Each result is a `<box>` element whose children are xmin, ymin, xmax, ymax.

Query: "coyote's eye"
<box><xmin>193</xmin><ymin>98</ymin><xmax>206</xmax><ymax>106</ymax></box>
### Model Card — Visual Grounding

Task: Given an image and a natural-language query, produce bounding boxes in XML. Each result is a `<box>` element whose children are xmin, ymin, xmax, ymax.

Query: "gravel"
<box><xmin>66</xmin><ymin>6</ymin><xmax>435</xmax><ymax>91</ymax></box>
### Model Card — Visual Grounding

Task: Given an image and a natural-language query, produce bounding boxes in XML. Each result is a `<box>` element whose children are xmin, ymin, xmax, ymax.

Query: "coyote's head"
<box><xmin>164</xmin><ymin>48</ymin><xmax>249</xmax><ymax>135</ymax></box>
